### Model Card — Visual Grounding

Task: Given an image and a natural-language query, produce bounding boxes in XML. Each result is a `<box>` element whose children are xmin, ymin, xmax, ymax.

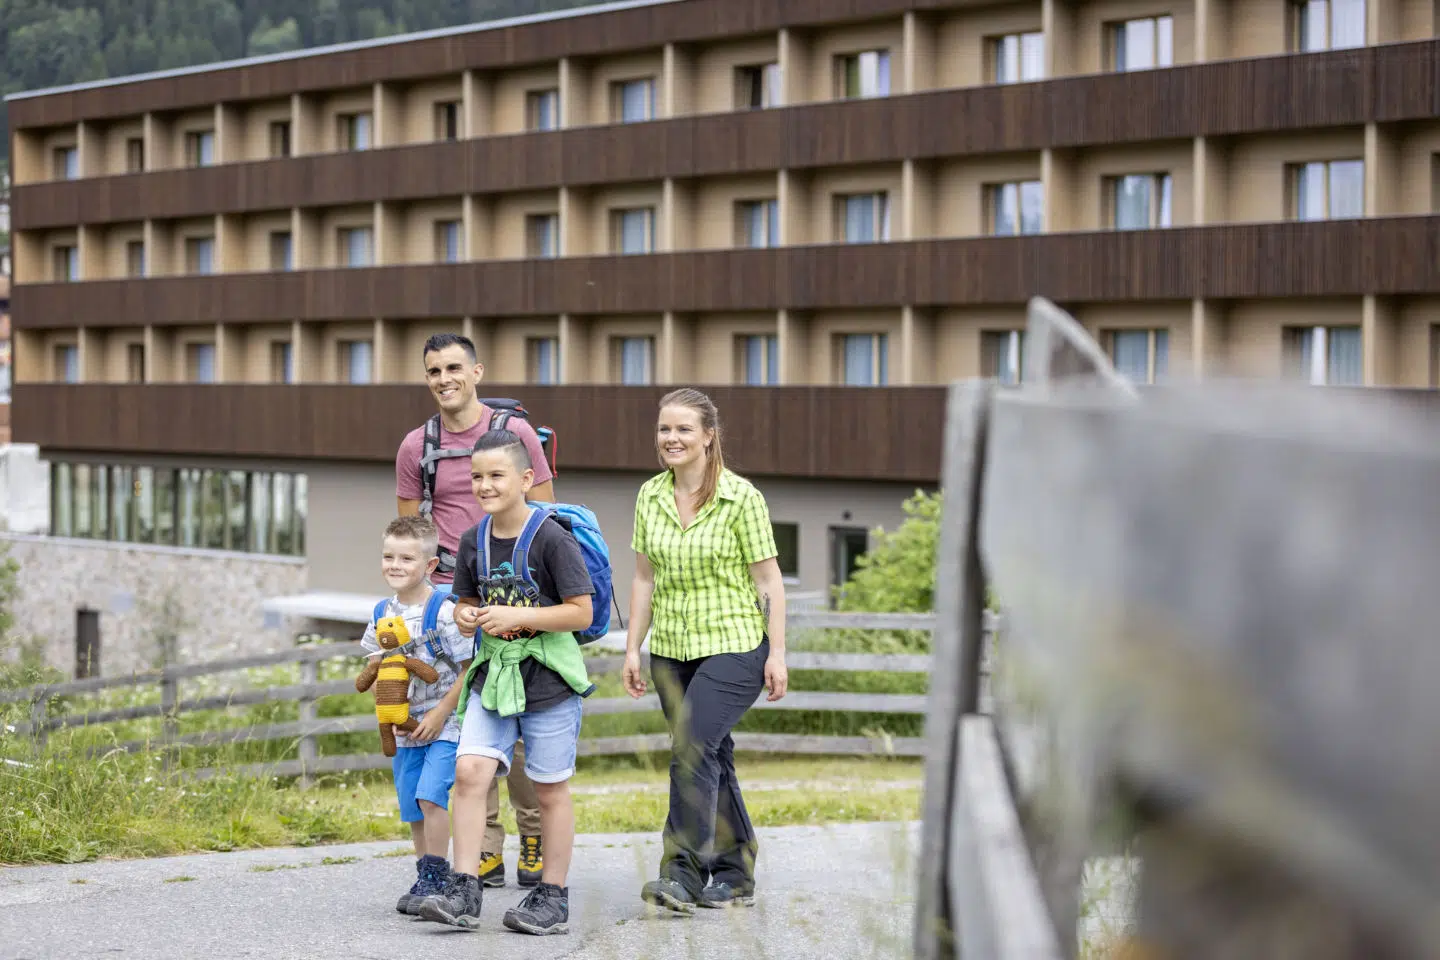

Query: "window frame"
<box><xmin>1290</xmin><ymin>159</ymin><xmax>1365</xmax><ymax>221</ymax></box>
<box><xmin>1107</xmin><ymin>172</ymin><xmax>1174</xmax><ymax>230</ymax></box>
<box><xmin>836</xmin><ymin>192</ymin><xmax>892</xmax><ymax>243</ymax></box>
<box><xmin>611</xmin><ymin>207</ymin><xmax>657</xmax><ymax>255</ymax></box>
<box><xmin>1110</xmin><ymin>15</ymin><xmax>1175</xmax><ymax>71</ymax></box>
<box><xmin>836</xmin><ymin>49</ymin><xmax>892</xmax><ymax>99</ymax></box>
<box><xmin>838</xmin><ymin>332</ymin><xmax>890</xmax><ymax>386</ymax></box>
<box><xmin>1105</xmin><ymin>328</ymin><xmax>1170</xmax><ymax>385</ymax></box>
<box><xmin>990</xmin><ymin>31</ymin><xmax>1046</xmax><ymax>84</ymax></box>
<box><xmin>735</xmin><ymin>198</ymin><xmax>780</xmax><ymax>249</ymax></box>
<box><xmin>615</xmin><ymin>335</ymin><xmax>657</xmax><ymax>385</ymax></box>
<box><xmin>987</xmin><ymin>180</ymin><xmax>1044</xmax><ymax>236</ymax></box>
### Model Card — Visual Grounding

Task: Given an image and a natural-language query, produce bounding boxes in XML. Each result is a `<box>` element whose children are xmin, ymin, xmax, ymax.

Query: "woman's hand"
<box><xmin>622</xmin><ymin>651</ymin><xmax>648</xmax><ymax>699</ymax></box>
<box><xmin>764</xmin><ymin>653</ymin><xmax>788</xmax><ymax>702</ymax></box>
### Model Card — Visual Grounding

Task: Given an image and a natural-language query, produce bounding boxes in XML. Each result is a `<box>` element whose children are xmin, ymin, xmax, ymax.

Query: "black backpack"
<box><xmin>417</xmin><ymin>399</ymin><xmax>556</xmax><ymax>577</ymax></box>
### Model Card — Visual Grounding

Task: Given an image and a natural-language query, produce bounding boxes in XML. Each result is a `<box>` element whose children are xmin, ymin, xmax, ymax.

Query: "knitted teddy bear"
<box><xmin>355</xmin><ymin>611</ymin><xmax>440</xmax><ymax>757</ymax></box>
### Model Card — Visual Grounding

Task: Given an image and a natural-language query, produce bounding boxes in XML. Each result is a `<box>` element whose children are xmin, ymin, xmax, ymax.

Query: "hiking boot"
<box><xmin>502</xmin><ymin>882</ymin><xmax>571</xmax><ymax>936</ymax></box>
<box><xmin>698</xmin><ymin>881</ymin><xmax>756</xmax><ymax>909</ymax></box>
<box><xmin>517</xmin><ymin>835</ymin><xmax>543</xmax><ymax>889</ymax></box>
<box><xmin>417</xmin><ymin>872</ymin><xmax>484</xmax><ymax>929</ymax></box>
<box><xmin>396</xmin><ymin>854</ymin><xmax>450</xmax><ymax>915</ymax></box>
<box><xmin>641</xmin><ymin>877</ymin><xmax>697</xmax><ymax>915</ymax></box>
<box><xmin>477</xmin><ymin>850</ymin><xmax>506</xmax><ymax>889</ymax></box>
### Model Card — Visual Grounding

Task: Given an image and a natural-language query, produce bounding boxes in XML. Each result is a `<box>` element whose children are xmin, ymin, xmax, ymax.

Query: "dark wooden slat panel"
<box><xmin>14</xmin><ymin>42</ymin><xmax>1440</xmax><ymax>231</ymax></box>
<box><xmin>14</xmin><ymin>219</ymin><xmax>1440</xmax><ymax>326</ymax></box>
<box><xmin>11</xmin><ymin>384</ymin><xmax>950</xmax><ymax>482</ymax></box>
<box><xmin>7</xmin><ymin>0</ymin><xmax>960</xmax><ymax>128</ymax></box>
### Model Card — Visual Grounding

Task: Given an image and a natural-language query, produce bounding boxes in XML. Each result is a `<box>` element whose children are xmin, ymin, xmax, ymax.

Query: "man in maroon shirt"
<box><xmin>396</xmin><ymin>333</ymin><xmax>554</xmax><ymax>890</ymax></box>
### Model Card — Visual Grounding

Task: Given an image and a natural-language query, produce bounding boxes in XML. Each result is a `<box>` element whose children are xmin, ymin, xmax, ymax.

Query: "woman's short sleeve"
<box><xmin>734</xmin><ymin>486</ymin><xmax>778</xmax><ymax>565</ymax></box>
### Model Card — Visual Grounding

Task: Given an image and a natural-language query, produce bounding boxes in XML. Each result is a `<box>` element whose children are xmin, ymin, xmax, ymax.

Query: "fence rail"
<box><xmin>4</xmin><ymin>610</ymin><xmax>974</xmax><ymax>784</ymax></box>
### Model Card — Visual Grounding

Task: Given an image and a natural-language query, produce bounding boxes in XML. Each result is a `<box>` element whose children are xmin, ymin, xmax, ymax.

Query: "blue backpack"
<box><xmin>476</xmin><ymin>502</ymin><xmax>619</xmax><ymax>644</ymax></box>
<box><xmin>372</xmin><ymin>586</ymin><xmax>456</xmax><ymax>670</ymax></box>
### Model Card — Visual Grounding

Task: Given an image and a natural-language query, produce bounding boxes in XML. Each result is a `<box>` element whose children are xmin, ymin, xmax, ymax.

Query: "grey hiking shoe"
<box><xmin>698</xmin><ymin>881</ymin><xmax>755</xmax><ymax>909</ymax></box>
<box><xmin>417</xmin><ymin>871</ymin><xmax>484</xmax><ymax>929</ymax></box>
<box><xmin>641</xmin><ymin>877</ymin><xmax>697</xmax><ymax>915</ymax></box>
<box><xmin>502</xmin><ymin>882</ymin><xmax>570</xmax><ymax>936</ymax></box>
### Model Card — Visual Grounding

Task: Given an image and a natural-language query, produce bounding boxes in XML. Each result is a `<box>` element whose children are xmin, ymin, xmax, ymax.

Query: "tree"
<box><xmin>834</xmin><ymin>489</ymin><xmax>942</xmax><ymax>615</ymax></box>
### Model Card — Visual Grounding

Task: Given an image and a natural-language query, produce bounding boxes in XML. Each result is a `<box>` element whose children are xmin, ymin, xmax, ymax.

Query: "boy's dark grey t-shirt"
<box><xmin>451</xmin><ymin>515</ymin><xmax>594</xmax><ymax>712</ymax></box>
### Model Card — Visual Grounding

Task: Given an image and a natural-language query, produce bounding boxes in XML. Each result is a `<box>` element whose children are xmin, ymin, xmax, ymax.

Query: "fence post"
<box><xmin>298</xmin><ymin>659</ymin><xmax>317</xmax><ymax>790</ymax></box>
<box><xmin>159</xmin><ymin>666</ymin><xmax>178</xmax><ymax>772</ymax></box>
<box><xmin>29</xmin><ymin>693</ymin><xmax>48</xmax><ymax>752</ymax></box>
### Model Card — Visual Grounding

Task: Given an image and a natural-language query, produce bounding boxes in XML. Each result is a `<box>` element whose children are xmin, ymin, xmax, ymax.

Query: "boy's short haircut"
<box><xmin>471</xmin><ymin>428</ymin><xmax>533</xmax><ymax>473</ymax></box>
<box><xmin>384</xmin><ymin>514</ymin><xmax>439</xmax><ymax>559</ymax></box>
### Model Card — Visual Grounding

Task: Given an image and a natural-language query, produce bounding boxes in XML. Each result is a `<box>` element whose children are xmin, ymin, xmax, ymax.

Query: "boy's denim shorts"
<box><xmin>456</xmin><ymin>692</ymin><xmax>583</xmax><ymax>783</ymax></box>
<box><xmin>392</xmin><ymin>739</ymin><xmax>458</xmax><ymax>823</ymax></box>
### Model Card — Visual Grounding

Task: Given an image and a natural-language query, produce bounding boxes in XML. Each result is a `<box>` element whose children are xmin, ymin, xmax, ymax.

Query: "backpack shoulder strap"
<box><xmin>477</xmin><ymin>515</ymin><xmax>493</xmax><ymax>583</ymax></box>
<box><xmin>420</xmin><ymin>588</ymin><xmax>457</xmax><ymax>669</ymax></box>
<box><xmin>372</xmin><ymin>599</ymin><xmax>389</xmax><ymax>624</ymax></box>
<box><xmin>511</xmin><ymin>505</ymin><xmax>551</xmax><ymax>592</ymax></box>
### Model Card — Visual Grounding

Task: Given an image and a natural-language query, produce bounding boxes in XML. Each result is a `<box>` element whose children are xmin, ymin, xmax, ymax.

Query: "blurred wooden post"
<box><xmin>298</xmin><ymin>659</ymin><xmax>318</xmax><ymax>790</ymax></box>
<box><xmin>159</xmin><ymin>666</ymin><xmax>178</xmax><ymax>772</ymax></box>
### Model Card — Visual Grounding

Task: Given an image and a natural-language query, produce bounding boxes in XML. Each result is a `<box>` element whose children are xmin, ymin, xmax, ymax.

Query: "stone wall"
<box><xmin>1</xmin><ymin>533</ymin><xmax>307</xmax><ymax>676</ymax></box>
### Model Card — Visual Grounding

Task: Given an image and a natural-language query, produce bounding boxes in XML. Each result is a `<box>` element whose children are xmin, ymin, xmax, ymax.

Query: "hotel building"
<box><xmin>6</xmin><ymin>0</ymin><xmax>1440</xmax><ymax>669</ymax></box>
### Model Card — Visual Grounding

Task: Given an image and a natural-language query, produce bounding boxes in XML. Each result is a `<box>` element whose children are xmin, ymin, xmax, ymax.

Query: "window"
<box><xmin>186</xmin><ymin>343</ymin><xmax>216</xmax><ymax>383</ymax></box>
<box><xmin>527</xmin><ymin>213</ymin><xmax>560</xmax><ymax>258</ymax></box>
<box><xmin>738</xmin><ymin>334</ymin><xmax>780</xmax><ymax>385</ymax></box>
<box><xmin>617</xmin><ymin>336</ymin><xmax>655</xmax><ymax>385</ymax></box>
<box><xmin>1107</xmin><ymin>329</ymin><xmax>1169</xmax><ymax>384</ymax></box>
<box><xmin>737</xmin><ymin>63</ymin><xmax>781</xmax><ymax>109</ymax></box>
<box><xmin>528</xmin><ymin>337</ymin><xmax>560</xmax><ymax>385</ymax></box>
<box><xmin>126</xmin><ymin>240</ymin><xmax>146</xmax><ymax>277</ymax></box>
<box><xmin>837</xmin><ymin>193</ymin><xmax>891</xmax><ymax>243</ymax></box>
<box><xmin>186</xmin><ymin>236</ymin><xmax>215</xmax><ymax>275</ymax></box>
<box><xmin>434</xmin><ymin>220</ymin><xmax>462</xmax><ymax>263</ymax></box>
<box><xmin>840</xmin><ymin>333</ymin><xmax>889</xmax><ymax>386</ymax></box>
<box><xmin>339</xmin><ymin>112</ymin><xmax>372</xmax><ymax>150</ymax></box>
<box><xmin>612</xmin><ymin>207</ymin><xmax>656</xmax><ymax>254</ymax></box>
<box><xmin>1110</xmin><ymin>174</ymin><xmax>1173</xmax><ymax>229</ymax></box>
<box><xmin>527</xmin><ymin>89</ymin><xmax>560</xmax><ymax>131</ymax></box>
<box><xmin>736</xmin><ymin>199</ymin><xmax>779</xmax><ymax>248</ymax></box>
<box><xmin>989</xmin><ymin>181</ymin><xmax>1043</xmax><ymax>235</ymax></box>
<box><xmin>1295</xmin><ymin>0</ymin><xmax>1366</xmax><ymax>50</ymax></box>
<box><xmin>270</xmin><ymin>342</ymin><xmax>293</xmax><ymax>384</ymax></box>
<box><xmin>981</xmin><ymin>330</ymin><xmax>1024</xmax><ymax>385</ymax></box>
<box><xmin>613</xmin><ymin>79</ymin><xmax>657</xmax><ymax>123</ymax></box>
<box><xmin>269</xmin><ymin>231</ymin><xmax>294</xmax><ymax>271</ymax></box>
<box><xmin>434</xmin><ymin>101</ymin><xmax>460</xmax><ymax>141</ymax></box>
<box><xmin>1283</xmin><ymin>326</ymin><xmax>1363</xmax><ymax>385</ymax></box>
<box><xmin>125</xmin><ymin>137</ymin><xmax>145</xmax><ymax>173</ymax></box>
<box><xmin>837</xmin><ymin>50</ymin><xmax>891</xmax><ymax>99</ymax></box>
<box><xmin>992</xmin><ymin>31</ymin><xmax>1045</xmax><ymax>83</ymax></box>
<box><xmin>270</xmin><ymin>121</ymin><xmax>292</xmax><ymax>158</ymax></box>
<box><xmin>339</xmin><ymin>226</ymin><xmax>373</xmax><ymax>267</ymax></box>
<box><xmin>1292</xmin><ymin>160</ymin><xmax>1365</xmax><ymax>220</ymax></box>
<box><xmin>185</xmin><ymin>130</ymin><xmax>215</xmax><ymax>167</ymax></box>
<box><xmin>49</xmin><ymin>461</ymin><xmax>308</xmax><ymax>556</ymax></box>
<box><xmin>53</xmin><ymin>245</ymin><xmax>79</xmax><ymax>282</ymax></box>
<box><xmin>54</xmin><ymin>147</ymin><xmax>79</xmax><ymax>180</ymax></box>
<box><xmin>126</xmin><ymin>343</ymin><xmax>146</xmax><ymax>383</ymax></box>
<box><xmin>54</xmin><ymin>344</ymin><xmax>80</xmax><ymax>383</ymax></box>
<box><xmin>1112</xmin><ymin>16</ymin><xmax>1174</xmax><ymax>71</ymax></box>
<box><xmin>340</xmin><ymin>340</ymin><xmax>373</xmax><ymax>383</ymax></box>
<box><xmin>772</xmin><ymin>522</ymin><xmax>800</xmax><ymax>579</ymax></box>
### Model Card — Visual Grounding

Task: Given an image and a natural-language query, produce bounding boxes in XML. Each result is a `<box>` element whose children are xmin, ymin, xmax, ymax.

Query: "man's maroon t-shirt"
<box><xmin>395</xmin><ymin>406</ymin><xmax>554</xmax><ymax>585</ymax></box>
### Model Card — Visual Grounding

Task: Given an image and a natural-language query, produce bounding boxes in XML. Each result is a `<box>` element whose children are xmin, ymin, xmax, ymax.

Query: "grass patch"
<box><xmin>163</xmin><ymin>876</ymin><xmax>195</xmax><ymax>883</ymax></box>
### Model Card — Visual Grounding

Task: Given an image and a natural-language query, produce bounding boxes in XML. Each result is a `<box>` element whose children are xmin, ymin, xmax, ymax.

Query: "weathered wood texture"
<box><xmin>977</xmin><ymin>370</ymin><xmax>1440</xmax><ymax>955</ymax></box>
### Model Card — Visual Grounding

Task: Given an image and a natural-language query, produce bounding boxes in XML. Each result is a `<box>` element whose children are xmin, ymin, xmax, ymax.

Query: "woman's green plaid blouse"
<box><xmin>631</xmin><ymin>467</ymin><xmax>778</xmax><ymax>661</ymax></box>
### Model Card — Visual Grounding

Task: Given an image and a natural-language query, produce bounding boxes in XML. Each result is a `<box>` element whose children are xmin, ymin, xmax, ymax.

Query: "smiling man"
<box><xmin>395</xmin><ymin>332</ymin><xmax>554</xmax><ymax>892</ymax></box>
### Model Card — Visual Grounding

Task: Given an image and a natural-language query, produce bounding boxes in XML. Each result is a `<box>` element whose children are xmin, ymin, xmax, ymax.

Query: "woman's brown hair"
<box><xmin>658</xmin><ymin>387</ymin><xmax>725</xmax><ymax>509</ymax></box>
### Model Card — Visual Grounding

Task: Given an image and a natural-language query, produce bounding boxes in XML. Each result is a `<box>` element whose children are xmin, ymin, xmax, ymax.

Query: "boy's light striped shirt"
<box><xmin>631</xmin><ymin>467</ymin><xmax>778</xmax><ymax>662</ymax></box>
<box><xmin>361</xmin><ymin>594</ymin><xmax>473</xmax><ymax>747</ymax></box>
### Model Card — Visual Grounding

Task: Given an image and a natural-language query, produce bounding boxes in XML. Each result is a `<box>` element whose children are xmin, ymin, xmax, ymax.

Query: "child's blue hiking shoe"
<box><xmin>397</xmin><ymin>854</ymin><xmax>450</xmax><ymax>915</ymax></box>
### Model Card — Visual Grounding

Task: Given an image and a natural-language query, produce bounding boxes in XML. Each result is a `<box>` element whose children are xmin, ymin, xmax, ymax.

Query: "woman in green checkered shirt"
<box><xmin>622</xmin><ymin>387</ymin><xmax>789</xmax><ymax>914</ymax></box>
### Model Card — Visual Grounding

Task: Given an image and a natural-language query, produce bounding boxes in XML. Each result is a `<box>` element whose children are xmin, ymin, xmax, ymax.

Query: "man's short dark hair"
<box><xmin>422</xmin><ymin>333</ymin><xmax>477</xmax><ymax>364</ymax></box>
<box><xmin>472</xmin><ymin>428</ymin><xmax>532</xmax><ymax>472</ymax></box>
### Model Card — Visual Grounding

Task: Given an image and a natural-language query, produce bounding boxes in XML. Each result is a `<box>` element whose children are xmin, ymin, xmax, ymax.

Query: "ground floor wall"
<box><xmin>1</xmin><ymin>533</ymin><xmax>305</xmax><ymax>676</ymax></box>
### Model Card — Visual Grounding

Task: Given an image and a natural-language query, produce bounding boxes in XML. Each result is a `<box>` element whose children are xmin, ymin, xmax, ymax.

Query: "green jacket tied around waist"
<box><xmin>457</xmin><ymin>631</ymin><xmax>595</xmax><ymax>720</ymax></box>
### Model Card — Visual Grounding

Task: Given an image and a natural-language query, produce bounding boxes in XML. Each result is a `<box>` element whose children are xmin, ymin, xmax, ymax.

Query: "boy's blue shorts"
<box><xmin>392</xmin><ymin>740</ymin><xmax>458</xmax><ymax>823</ymax></box>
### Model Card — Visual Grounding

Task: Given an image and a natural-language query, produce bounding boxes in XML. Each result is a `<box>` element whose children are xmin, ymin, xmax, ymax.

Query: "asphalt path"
<box><xmin>0</xmin><ymin>821</ymin><xmax>920</xmax><ymax>960</ymax></box>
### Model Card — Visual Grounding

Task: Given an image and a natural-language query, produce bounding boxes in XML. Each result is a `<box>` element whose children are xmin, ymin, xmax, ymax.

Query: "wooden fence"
<box><xmin>2</xmin><ymin>610</ymin><xmax>993</xmax><ymax>785</ymax></box>
<box><xmin>915</xmin><ymin>297</ymin><xmax>1440</xmax><ymax>960</ymax></box>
